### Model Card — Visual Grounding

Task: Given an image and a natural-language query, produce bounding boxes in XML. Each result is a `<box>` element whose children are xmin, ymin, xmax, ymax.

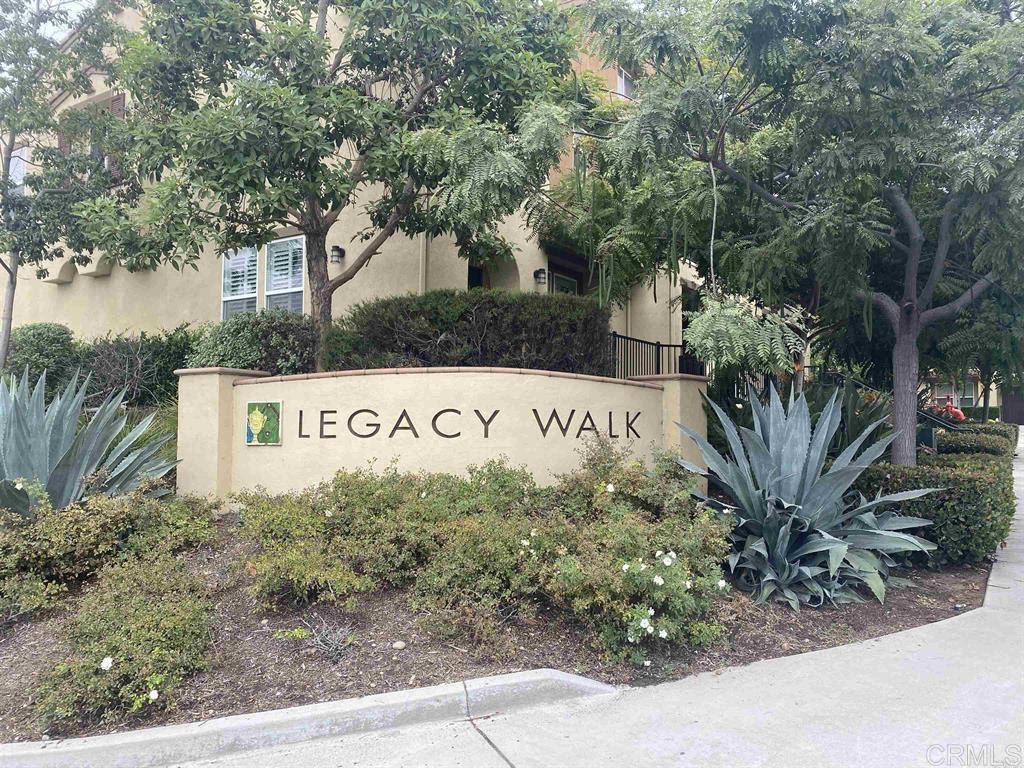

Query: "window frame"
<box><xmin>221</xmin><ymin>247</ymin><xmax>259</xmax><ymax>320</ymax></box>
<box><xmin>616</xmin><ymin>67</ymin><xmax>636</xmax><ymax>100</ymax></box>
<box><xmin>264</xmin><ymin>235</ymin><xmax>305</xmax><ymax>313</ymax></box>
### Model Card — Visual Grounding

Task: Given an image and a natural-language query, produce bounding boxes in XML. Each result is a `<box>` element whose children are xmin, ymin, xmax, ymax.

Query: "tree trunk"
<box><xmin>0</xmin><ymin>251</ymin><xmax>19</xmax><ymax>370</ymax></box>
<box><xmin>981</xmin><ymin>378</ymin><xmax>993</xmax><ymax>422</ymax></box>
<box><xmin>305</xmin><ymin>232</ymin><xmax>333</xmax><ymax>372</ymax></box>
<box><xmin>891</xmin><ymin>316</ymin><xmax>920</xmax><ymax>466</ymax></box>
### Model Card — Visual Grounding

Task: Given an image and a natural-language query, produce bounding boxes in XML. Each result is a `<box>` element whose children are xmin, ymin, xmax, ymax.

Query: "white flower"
<box><xmin>684</xmin><ymin>580</ymin><xmax>692</xmax><ymax>590</ymax></box>
<box><xmin>647</xmin><ymin>607</ymin><xmax>655</xmax><ymax>616</ymax></box>
<box><xmin>639</xmin><ymin>618</ymin><xmax>650</xmax><ymax>629</ymax></box>
<box><xmin>667</xmin><ymin>551</ymin><xmax>677</xmax><ymax>560</ymax></box>
<box><xmin>519</xmin><ymin>550</ymin><xmax>525</xmax><ymax>555</ymax></box>
<box><xmin>652</xmin><ymin>575</ymin><xmax>665</xmax><ymax>586</ymax></box>
<box><xmin>100</xmin><ymin>656</ymin><xmax>113</xmax><ymax>671</ymax></box>
<box><xmin>529</xmin><ymin>549</ymin><xmax>536</xmax><ymax>555</ymax></box>
<box><xmin>643</xmin><ymin>660</ymin><xmax>652</xmax><ymax>667</ymax></box>
<box><xmin>520</xmin><ymin>539</ymin><xmax>530</xmax><ymax>547</ymax></box>
<box><xmin>622</xmin><ymin>563</ymin><xmax>630</xmax><ymax>572</ymax></box>
<box><xmin>605</xmin><ymin>483</ymin><xmax>615</xmax><ymax>494</ymax></box>
<box><xmin>662</xmin><ymin>557</ymin><xmax>673</xmax><ymax>566</ymax></box>
<box><xmin>324</xmin><ymin>510</ymin><xmax>333</xmax><ymax>518</ymax></box>
<box><xmin>14</xmin><ymin>482</ymin><xmax>23</xmax><ymax>491</ymax></box>
<box><xmin>658</xmin><ymin>629</ymin><xmax>668</xmax><ymax>639</ymax></box>
<box><xmin>646</xmin><ymin>625</ymin><xmax>654</xmax><ymax>634</ymax></box>
<box><xmin>735</xmin><ymin>403</ymin><xmax>744</xmax><ymax>410</ymax></box>
<box><xmin>656</xmin><ymin>550</ymin><xmax>664</xmax><ymax>557</ymax></box>
<box><xmin>420</xmin><ymin>491</ymin><xmax>427</xmax><ymax>499</ymax></box>
<box><xmin>148</xmin><ymin>690</ymin><xmax>159</xmax><ymax>702</ymax></box>
<box><xmin>717</xmin><ymin>579</ymin><xmax>728</xmax><ymax>590</ymax></box>
<box><xmin>639</xmin><ymin>563</ymin><xmax>648</xmax><ymax>571</ymax></box>
<box><xmin>530</xmin><ymin>528</ymin><xmax>538</xmax><ymax>538</ymax></box>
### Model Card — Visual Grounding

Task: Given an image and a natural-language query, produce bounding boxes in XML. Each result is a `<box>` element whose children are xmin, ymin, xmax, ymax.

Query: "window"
<box><xmin>265</xmin><ymin>236</ymin><xmax>304</xmax><ymax>313</ymax></box>
<box><xmin>551</xmin><ymin>272</ymin><xmax>579</xmax><ymax>295</ymax></box>
<box><xmin>222</xmin><ymin>247</ymin><xmax>258</xmax><ymax>318</ymax></box>
<box><xmin>934</xmin><ymin>382</ymin><xmax>974</xmax><ymax>408</ymax></box>
<box><xmin>616</xmin><ymin>67</ymin><xmax>636</xmax><ymax>100</ymax></box>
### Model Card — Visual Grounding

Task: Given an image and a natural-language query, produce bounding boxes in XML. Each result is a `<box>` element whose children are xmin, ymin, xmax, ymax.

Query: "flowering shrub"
<box><xmin>238</xmin><ymin>440</ymin><xmax>730</xmax><ymax>661</ymax></box>
<box><xmin>0</xmin><ymin>491</ymin><xmax>217</xmax><ymax>622</ymax></box>
<box><xmin>35</xmin><ymin>555</ymin><xmax>213</xmax><ymax>731</ymax></box>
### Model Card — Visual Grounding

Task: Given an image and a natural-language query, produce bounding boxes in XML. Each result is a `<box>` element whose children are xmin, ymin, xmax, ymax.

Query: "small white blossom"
<box><xmin>652</xmin><ymin>575</ymin><xmax>665</xmax><ymax>586</ymax></box>
<box><xmin>656</xmin><ymin>550</ymin><xmax>664</xmax><ymax>557</ymax></box>
<box><xmin>325</xmin><ymin>510</ymin><xmax>333</xmax><ymax>518</ymax></box>
<box><xmin>643</xmin><ymin>660</ymin><xmax>652</xmax><ymax>667</ymax></box>
<box><xmin>622</xmin><ymin>563</ymin><xmax>630</xmax><ymax>572</ymax></box>
<box><xmin>647</xmin><ymin>607</ymin><xmax>655</xmax><ymax>616</ymax></box>
<box><xmin>639</xmin><ymin>618</ymin><xmax>650</xmax><ymax>629</ymax></box>
<box><xmin>684</xmin><ymin>580</ymin><xmax>692</xmax><ymax>589</ymax></box>
<box><xmin>658</xmin><ymin>629</ymin><xmax>668</xmax><ymax>639</ymax></box>
<box><xmin>520</xmin><ymin>539</ymin><xmax>530</xmax><ymax>547</ymax></box>
<box><xmin>667</xmin><ymin>551</ymin><xmax>677</xmax><ymax>560</ymax></box>
<box><xmin>148</xmin><ymin>690</ymin><xmax>159</xmax><ymax>702</ymax></box>
<box><xmin>14</xmin><ymin>482</ymin><xmax>23</xmax><ymax>491</ymax></box>
<box><xmin>519</xmin><ymin>550</ymin><xmax>525</xmax><ymax>555</ymax></box>
<box><xmin>530</xmin><ymin>528</ymin><xmax>538</xmax><ymax>538</ymax></box>
<box><xmin>420</xmin><ymin>491</ymin><xmax>427</xmax><ymax>498</ymax></box>
<box><xmin>639</xmin><ymin>563</ymin><xmax>648</xmax><ymax>571</ymax></box>
<box><xmin>100</xmin><ymin>657</ymin><xmax>113</xmax><ymax>671</ymax></box>
<box><xmin>646</xmin><ymin>625</ymin><xmax>654</xmax><ymax>634</ymax></box>
<box><xmin>717</xmin><ymin>579</ymin><xmax>728</xmax><ymax>590</ymax></box>
<box><xmin>662</xmin><ymin>557</ymin><xmax>673</xmax><ymax>566</ymax></box>
<box><xmin>735</xmin><ymin>403</ymin><xmax>744</xmax><ymax>410</ymax></box>
<box><xmin>605</xmin><ymin>483</ymin><xmax>615</xmax><ymax>494</ymax></box>
<box><xmin>529</xmin><ymin>549</ymin><xmax>536</xmax><ymax>555</ymax></box>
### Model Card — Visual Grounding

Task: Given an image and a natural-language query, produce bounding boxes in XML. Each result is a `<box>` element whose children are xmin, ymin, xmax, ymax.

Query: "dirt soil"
<box><xmin>0</xmin><ymin>517</ymin><xmax>991</xmax><ymax>743</ymax></box>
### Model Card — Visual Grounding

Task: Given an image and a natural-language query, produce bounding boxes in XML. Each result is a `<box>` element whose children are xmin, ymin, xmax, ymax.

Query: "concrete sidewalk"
<box><xmin>179</xmin><ymin>437</ymin><xmax>1024</xmax><ymax>768</ymax></box>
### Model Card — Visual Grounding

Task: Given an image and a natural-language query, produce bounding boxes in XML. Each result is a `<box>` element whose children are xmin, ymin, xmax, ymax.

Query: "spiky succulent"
<box><xmin>0</xmin><ymin>372</ymin><xmax>177</xmax><ymax>520</ymax></box>
<box><xmin>678</xmin><ymin>386</ymin><xmax>935</xmax><ymax>608</ymax></box>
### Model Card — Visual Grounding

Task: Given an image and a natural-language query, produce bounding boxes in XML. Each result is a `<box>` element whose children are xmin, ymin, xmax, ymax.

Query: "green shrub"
<box><xmin>936</xmin><ymin>430</ymin><xmax>1013</xmax><ymax>456</ymax></box>
<box><xmin>186</xmin><ymin>310</ymin><xmax>317</xmax><ymax>375</ymax></box>
<box><xmin>4</xmin><ymin>323</ymin><xmax>82</xmax><ymax>394</ymax></box>
<box><xmin>0</xmin><ymin>492</ymin><xmax>217</xmax><ymax>613</ymax></box>
<box><xmin>960</xmin><ymin>421</ymin><xmax>1019</xmax><ymax>443</ymax></box>
<box><xmin>237</xmin><ymin>443</ymin><xmax>729</xmax><ymax>661</ymax></box>
<box><xmin>324</xmin><ymin>289</ymin><xmax>613</xmax><ymax>375</ymax></box>
<box><xmin>35</xmin><ymin>555</ymin><xmax>213</xmax><ymax>730</ymax></box>
<box><xmin>856</xmin><ymin>454</ymin><xmax>1015</xmax><ymax>564</ymax></box>
<box><xmin>83</xmin><ymin>325</ymin><xmax>196</xmax><ymax>407</ymax></box>
<box><xmin>960</xmin><ymin>405</ymin><xmax>1001</xmax><ymax>421</ymax></box>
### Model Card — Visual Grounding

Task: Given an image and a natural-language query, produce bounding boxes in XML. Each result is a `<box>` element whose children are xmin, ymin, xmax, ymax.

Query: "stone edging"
<box><xmin>0</xmin><ymin>670</ymin><xmax>617</xmax><ymax>768</ymax></box>
<box><xmin>231</xmin><ymin>366</ymin><xmax>666</xmax><ymax>390</ymax></box>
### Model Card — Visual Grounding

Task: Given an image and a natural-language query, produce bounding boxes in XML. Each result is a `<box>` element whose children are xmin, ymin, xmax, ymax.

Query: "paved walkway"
<box><xmin>182</xmin><ymin>437</ymin><xmax>1024</xmax><ymax>768</ymax></box>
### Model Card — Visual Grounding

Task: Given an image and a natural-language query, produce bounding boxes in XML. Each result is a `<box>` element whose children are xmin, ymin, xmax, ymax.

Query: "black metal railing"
<box><xmin>609</xmin><ymin>331</ymin><xmax>706</xmax><ymax>379</ymax></box>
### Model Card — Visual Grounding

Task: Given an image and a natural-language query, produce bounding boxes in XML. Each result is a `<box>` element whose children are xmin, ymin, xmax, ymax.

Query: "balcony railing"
<box><xmin>609</xmin><ymin>331</ymin><xmax>706</xmax><ymax>379</ymax></box>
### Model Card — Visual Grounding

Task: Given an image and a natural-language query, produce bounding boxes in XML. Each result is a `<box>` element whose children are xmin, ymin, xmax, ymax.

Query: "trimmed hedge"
<box><xmin>4</xmin><ymin>323</ymin><xmax>81</xmax><ymax>395</ymax></box>
<box><xmin>960</xmin><ymin>421</ymin><xmax>1019</xmax><ymax>444</ymax></box>
<box><xmin>936</xmin><ymin>430</ymin><xmax>1014</xmax><ymax>457</ymax></box>
<box><xmin>186</xmin><ymin>310</ymin><xmax>317</xmax><ymax>376</ymax></box>
<box><xmin>325</xmin><ymin>289</ymin><xmax>613</xmax><ymax>375</ymax></box>
<box><xmin>856</xmin><ymin>454</ymin><xmax>1015</xmax><ymax>564</ymax></box>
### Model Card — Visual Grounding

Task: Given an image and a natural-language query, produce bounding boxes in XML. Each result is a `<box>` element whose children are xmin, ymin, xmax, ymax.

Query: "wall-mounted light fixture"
<box><xmin>330</xmin><ymin>245</ymin><xmax>346</xmax><ymax>264</ymax></box>
<box><xmin>533</xmin><ymin>268</ymin><xmax>548</xmax><ymax>286</ymax></box>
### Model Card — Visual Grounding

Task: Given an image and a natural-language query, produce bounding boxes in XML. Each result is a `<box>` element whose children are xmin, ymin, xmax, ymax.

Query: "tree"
<box><xmin>545</xmin><ymin>0</ymin><xmax>1024</xmax><ymax>464</ymax></box>
<box><xmin>0</xmin><ymin>0</ymin><xmax>123</xmax><ymax>368</ymax></box>
<box><xmin>78</xmin><ymin>0</ymin><xmax>574</xmax><ymax>366</ymax></box>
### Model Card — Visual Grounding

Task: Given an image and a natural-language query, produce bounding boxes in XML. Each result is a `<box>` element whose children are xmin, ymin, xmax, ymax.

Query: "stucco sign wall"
<box><xmin>175</xmin><ymin>367</ymin><xmax>708</xmax><ymax>496</ymax></box>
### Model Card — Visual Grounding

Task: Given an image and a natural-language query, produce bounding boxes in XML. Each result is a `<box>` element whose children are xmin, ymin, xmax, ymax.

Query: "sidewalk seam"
<box><xmin>463</xmin><ymin>680</ymin><xmax>517</xmax><ymax>768</ymax></box>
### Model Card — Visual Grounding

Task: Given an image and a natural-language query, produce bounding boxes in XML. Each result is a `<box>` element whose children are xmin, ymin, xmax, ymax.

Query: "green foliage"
<box><xmin>804</xmin><ymin>378</ymin><xmax>892</xmax><ymax>458</ymax></box>
<box><xmin>0</xmin><ymin>372</ymin><xmax>177</xmax><ymax>519</ymax></box>
<box><xmin>237</xmin><ymin>443</ymin><xmax>729</xmax><ymax>660</ymax></box>
<box><xmin>0</xmin><ymin>491</ymin><xmax>216</xmax><ymax>621</ymax></box>
<box><xmin>936</xmin><ymin>431</ymin><xmax>1013</xmax><ymax>457</ymax></box>
<box><xmin>83</xmin><ymin>325</ymin><xmax>197</xmax><ymax>407</ymax></box>
<box><xmin>682</xmin><ymin>294</ymin><xmax>805</xmax><ymax>376</ymax></box>
<box><xmin>680</xmin><ymin>386</ymin><xmax>936</xmax><ymax>608</ymax></box>
<box><xmin>186</xmin><ymin>310</ymin><xmax>317</xmax><ymax>375</ymax></box>
<box><xmin>960</xmin><ymin>421</ymin><xmax>1018</xmax><ymax>443</ymax></box>
<box><xmin>325</xmin><ymin>290</ymin><xmax>612</xmax><ymax>375</ymax></box>
<box><xmin>35</xmin><ymin>555</ymin><xmax>213</xmax><ymax>731</ymax></box>
<box><xmin>3</xmin><ymin>324</ymin><xmax>82</xmax><ymax>394</ymax></box>
<box><xmin>856</xmin><ymin>455</ymin><xmax>1015</xmax><ymax>564</ymax></box>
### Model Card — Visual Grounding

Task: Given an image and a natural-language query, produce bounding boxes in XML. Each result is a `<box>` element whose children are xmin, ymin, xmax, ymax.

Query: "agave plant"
<box><xmin>0</xmin><ymin>371</ymin><xmax>177</xmax><ymax>520</ymax></box>
<box><xmin>677</xmin><ymin>386</ymin><xmax>936</xmax><ymax>609</ymax></box>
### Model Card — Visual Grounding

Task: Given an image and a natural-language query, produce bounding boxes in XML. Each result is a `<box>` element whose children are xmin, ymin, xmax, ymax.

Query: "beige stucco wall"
<box><xmin>175</xmin><ymin>367</ymin><xmax>708</xmax><ymax>495</ymax></box>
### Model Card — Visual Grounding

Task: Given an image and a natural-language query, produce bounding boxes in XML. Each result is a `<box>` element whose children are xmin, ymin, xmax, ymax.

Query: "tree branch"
<box><xmin>883</xmin><ymin>185</ymin><xmax>924</xmax><ymax>304</ymax></box>
<box><xmin>856</xmin><ymin>289</ymin><xmax>900</xmax><ymax>327</ymax></box>
<box><xmin>327</xmin><ymin>178</ymin><xmax>416</xmax><ymax>291</ymax></box>
<box><xmin>921</xmin><ymin>273</ymin><xmax>995</xmax><ymax>326</ymax></box>
<box><xmin>919</xmin><ymin>199</ymin><xmax>957</xmax><ymax>309</ymax></box>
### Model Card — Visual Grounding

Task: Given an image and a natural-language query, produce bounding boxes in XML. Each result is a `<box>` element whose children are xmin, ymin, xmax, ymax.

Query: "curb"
<box><xmin>0</xmin><ymin>669</ymin><xmax>617</xmax><ymax>768</ymax></box>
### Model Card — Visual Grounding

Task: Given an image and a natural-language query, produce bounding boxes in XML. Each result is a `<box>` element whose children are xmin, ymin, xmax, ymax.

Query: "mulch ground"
<box><xmin>0</xmin><ymin>516</ymin><xmax>991</xmax><ymax>743</ymax></box>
